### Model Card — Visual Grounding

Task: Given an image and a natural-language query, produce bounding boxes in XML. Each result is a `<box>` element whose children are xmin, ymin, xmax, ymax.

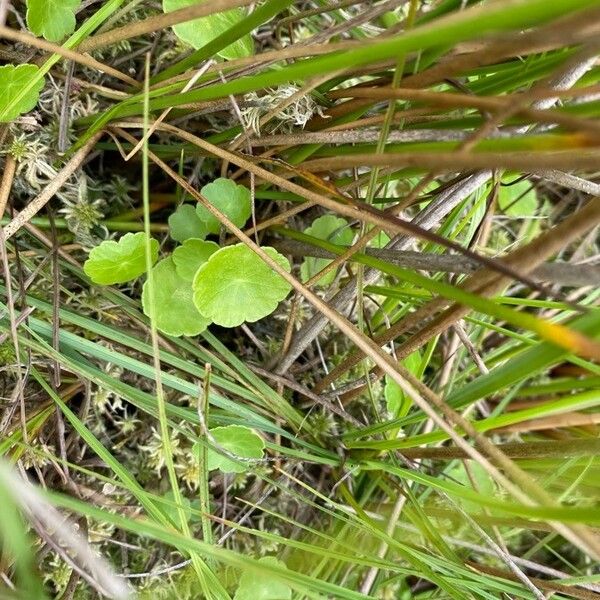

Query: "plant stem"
<box><xmin>198</xmin><ymin>364</ymin><xmax>214</xmax><ymax>550</ymax></box>
<box><xmin>141</xmin><ymin>55</ymin><xmax>225</xmax><ymax>600</ymax></box>
<box><xmin>0</xmin><ymin>217</ymin><xmax>168</xmax><ymax>233</ymax></box>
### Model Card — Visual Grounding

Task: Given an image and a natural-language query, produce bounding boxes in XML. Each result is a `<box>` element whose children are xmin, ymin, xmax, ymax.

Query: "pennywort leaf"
<box><xmin>168</xmin><ymin>203</ymin><xmax>207</xmax><ymax>242</ymax></box>
<box><xmin>83</xmin><ymin>232</ymin><xmax>159</xmax><ymax>285</ymax></box>
<box><xmin>192</xmin><ymin>244</ymin><xmax>291</xmax><ymax>327</ymax></box>
<box><xmin>301</xmin><ymin>215</ymin><xmax>354</xmax><ymax>286</ymax></box>
<box><xmin>26</xmin><ymin>0</ymin><xmax>81</xmax><ymax>42</ymax></box>
<box><xmin>172</xmin><ymin>238</ymin><xmax>219</xmax><ymax>281</ymax></box>
<box><xmin>196</xmin><ymin>178</ymin><xmax>252</xmax><ymax>235</ymax></box>
<box><xmin>162</xmin><ymin>0</ymin><xmax>253</xmax><ymax>60</ymax></box>
<box><xmin>498</xmin><ymin>179</ymin><xmax>537</xmax><ymax>217</ymax></box>
<box><xmin>0</xmin><ymin>64</ymin><xmax>45</xmax><ymax>122</ymax></box>
<box><xmin>142</xmin><ymin>258</ymin><xmax>211</xmax><ymax>337</ymax></box>
<box><xmin>202</xmin><ymin>425</ymin><xmax>264</xmax><ymax>473</ymax></box>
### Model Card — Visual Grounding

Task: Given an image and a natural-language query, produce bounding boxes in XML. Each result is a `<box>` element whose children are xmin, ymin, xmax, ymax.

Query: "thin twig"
<box><xmin>249</xmin><ymin>365</ymin><xmax>361</xmax><ymax>426</ymax></box>
<box><xmin>0</xmin><ymin>26</ymin><xmax>139</xmax><ymax>87</ymax></box>
<box><xmin>533</xmin><ymin>170</ymin><xmax>600</xmax><ymax>196</ymax></box>
<box><xmin>197</xmin><ymin>364</ymin><xmax>214</xmax><ymax>555</ymax></box>
<box><xmin>298</xmin><ymin>149</ymin><xmax>600</xmax><ymax>174</ymax></box>
<box><xmin>0</xmin><ymin>153</ymin><xmax>16</xmax><ymax>221</ymax></box>
<box><xmin>274</xmin><ymin>240</ymin><xmax>600</xmax><ymax>287</ymax></box>
<box><xmin>0</xmin><ymin>228</ymin><xmax>27</xmax><ymax>443</ymax></box>
<box><xmin>58</xmin><ymin>62</ymin><xmax>75</xmax><ymax>155</ymax></box>
<box><xmin>246</xmin><ymin>128</ymin><xmax>513</xmax><ymax>146</ymax></box>
<box><xmin>124</xmin><ymin>61</ymin><xmax>214</xmax><ymax>161</ymax></box>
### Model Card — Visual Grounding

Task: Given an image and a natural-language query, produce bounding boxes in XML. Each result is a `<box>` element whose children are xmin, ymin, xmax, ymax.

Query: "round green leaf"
<box><xmin>234</xmin><ymin>556</ymin><xmax>291</xmax><ymax>600</ymax></box>
<box><xmin>169</xmin><ymin>204</ymin><xmax>208</xmax><ymax>242</ymax></box>
<box><xmin>83</xmin><ymin>232</ymin><xmax>159</xmax><ymax>285</ymax></box>
<box><xmin>0</xmin><ymin>64</ymin><xmax>45</xmax><ymax>122</ymax></box>
<box><xmin>26</xmin><ymin>0</ymin><xmax>80</xmax><ymax>42</ymax></box>
<box><xmin>162</xmin><ymin>0</ymin><xmax>253</xmax><ymax>60</ymax></box>
<box><xmin>193</xmin><ymin>244</ymin><xmax>291</xmax><ymax>327</ymax></box>
<box><xmin>301</xmin><ymin>215</ymin><xmax>354</xmax><ymax>286</ymax></box>
<box><xmin>498</xmin><ymin>180</ymin><xmax>537</xmax><ymax>217</ymax></box>
<box><xmin>172</xmin><ymin>239</ymin><xmax>219</xmax><ymax>281</ymax></box>
<box><xmin>142</xmin><ymin>258</ymin><xmax>210</xmax><ymax>337</ymax></box>
<box><xmin>203</xmin><ymin>425</ymin><xmax>264</xmax><ymax>473</ymax></box>
<box><xmin>196</xmin><ymin>178</ymin><xmax>252</xmax><ymax>235</ymax></box>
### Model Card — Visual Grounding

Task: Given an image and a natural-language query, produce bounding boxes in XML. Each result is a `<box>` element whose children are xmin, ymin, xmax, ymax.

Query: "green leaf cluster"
<box><xmin>84</xmin><ymin>180</ymin><xmax>291</xmax><ymax>336</ymax></box>
<box><xmin>0</xmin><ymin>0</ymin><xmax>84</xmax><ymax>121</ymax></box>
<box><xmin>169</xmin><ymin>178</ymin><xmax>252</xmax><ymax>241</ymax></box>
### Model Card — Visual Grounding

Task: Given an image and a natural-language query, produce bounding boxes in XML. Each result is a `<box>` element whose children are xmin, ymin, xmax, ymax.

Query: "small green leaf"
<box><xmin>162</xmin><ymin>0</ymin><xmax>253</xmax><ymax>60</ymax></box>
<box><xmin>83</xmin><ymin>232</ymin><xmax>158</xmax><ymax>285</ymax></box>
<box><xmin>26</xmin><ymin>0</ymin><xmax>80</xmax><ymax>42</ymax></box>
<box><xmin>0</xmin><ymin>65</ymin><xmax>45</xmax><ymax>122</ymax></box>
<box><xmin>234</xmin><ymin>556</ymin><xmax>292</xmax><ymax>600</ymax></box>
<box><xmin>169</xmin><ymin>204</ymin><xmax>208</xmax><ymax>242</ymax></box>
<box><xmin>142</xmin><ymin>258</ymin><xmax>210</xmax><ymax>337</ymax></box>
<box><xmin>172</xmin><ymin>239</ymin><xmax>219</xmax><ymax>281</ymax></box>
<box><xmin>196</xmin><ymin>178</ymin><xmax>252</xmax><ymax>236</ymax></box>
<box><xmin>193</xmin><ymin>244</ymin><xmax>291</xmax><ymax>327</ymax></box>
<box><xmin>301</xmin><ymin>215</ymin><xmax>354</xmax><ymax>286</ymax></box>
<box><xmin>385</xmin><ymin>351</ymin><xmax>421</xmax><ymax>418</ymax></box>
<box><xmin>498</xmin><ymin>180</ymin><xmax>537</xmax><ymax>217</ymax></box>
<box><xmin>203</xmin><ymin>425</ymin><xmax>264</xmax><ymax>473</ymax></box>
